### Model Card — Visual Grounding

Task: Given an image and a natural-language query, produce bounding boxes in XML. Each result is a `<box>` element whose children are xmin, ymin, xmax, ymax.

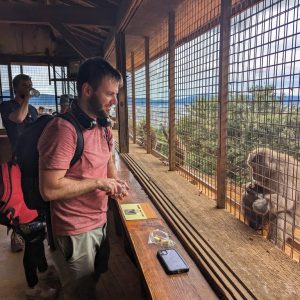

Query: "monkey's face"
<box><xmin>248</xmin><ymin>151</ymin><xmax>275</xmax><ymax>188</ymax></box>
<box><xmin>248</xmin><ymin>149</ymin><xmax>285</xmax><ymax>193</ymax></box>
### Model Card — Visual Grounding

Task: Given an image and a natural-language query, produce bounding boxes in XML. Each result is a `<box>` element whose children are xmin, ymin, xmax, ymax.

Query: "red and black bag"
<box><xmin>0</xmin><ymin>161</ymin><xmax>38</xmax><ymax>229</ymax></box>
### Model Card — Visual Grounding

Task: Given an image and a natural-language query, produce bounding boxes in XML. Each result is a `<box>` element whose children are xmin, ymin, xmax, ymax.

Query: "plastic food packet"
<box><xmin>148</xmin><ymin>229</ymin><xmax>176</xmax><ymax>247</ymax></box>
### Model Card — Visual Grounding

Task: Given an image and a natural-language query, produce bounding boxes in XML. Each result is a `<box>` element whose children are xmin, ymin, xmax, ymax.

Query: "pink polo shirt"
<box><xmin>38</xmin><ymin>117</ymin><xmax>112</xmax><ymax>236</ymax></box>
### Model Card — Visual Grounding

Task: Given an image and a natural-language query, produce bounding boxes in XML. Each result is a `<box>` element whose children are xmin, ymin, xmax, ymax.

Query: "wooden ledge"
<box><xmin>113</xmin><ymin>151</ymin><xmax>218</xmax><ymax>300</ymax></box>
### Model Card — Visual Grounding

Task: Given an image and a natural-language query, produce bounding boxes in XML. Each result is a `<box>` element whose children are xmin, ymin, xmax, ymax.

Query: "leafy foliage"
<box><xmin>135</xmin><ymin>86</ymin><xmax>300</xmax><ymax>184</ymax></box>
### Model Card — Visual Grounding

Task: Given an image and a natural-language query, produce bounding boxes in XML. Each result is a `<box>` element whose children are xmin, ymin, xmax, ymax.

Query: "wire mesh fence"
<box><xmin>228</xmin><ymin>0</ymin><xmax>300</xmax><ymax>260</ymax></box>
<box><xmin>175</xmin><ymin>0</ymin><xmax>220</xmax><ymax>199</ymax></box>
<box><xmin>123</xmin><ymin>0</ymin><xmax>300</xmax><ymax>260</ymax></box>
<box><xmin>149</xmin><ymin>18</ymin><xmax>169</xmax><ymax>160</ymax></box>
<box><xmin>135</xmin><ymin>61</ymin><xmax>147</xmax><ymax>147</ymax></box>
<box><xmin>0</xmin><ymin>65</ymin><xmax>10</xmax><ymax>101</ymax></box>
<box><xmin>0</xmin><ymin>63</ymin><xmax>75</xmax><ymax>126</ymax></box>
<box><xmin>127</xmin><ymin>70</ymin><xmax>133</xmax><ymax>138</ymax></box>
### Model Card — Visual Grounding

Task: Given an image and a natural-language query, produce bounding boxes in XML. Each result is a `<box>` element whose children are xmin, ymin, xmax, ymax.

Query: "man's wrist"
<box><xmin>96</xmin><ymin>179</ymin><xmax>103</xmax><ymax>189</ymax></box>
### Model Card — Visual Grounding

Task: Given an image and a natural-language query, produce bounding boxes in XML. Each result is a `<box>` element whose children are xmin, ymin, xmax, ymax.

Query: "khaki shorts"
<box><xmin>52</xmin><ymin>224</ymin><xmax>109</xmax><ymax>300</ymax></box>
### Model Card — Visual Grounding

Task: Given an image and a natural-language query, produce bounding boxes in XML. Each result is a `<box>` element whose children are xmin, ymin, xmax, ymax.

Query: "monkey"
<box><xmin>161</xmin><ymin>125</ymin><xmax>186</xmax><ymax>167</ymax></box>
<box><xmin>241</xmin><ymin>182</ymin><xmax>270</xmax><ymax>230</ymax></box>
<box><xmin>246</xmin><ymin>147</ymin><xmax>300</xmax><ymax>247</ymax></box>
<box><xmin>141</xmin><ymin>124</ymin><xmax>157</xmax><ymax>150</ymax></box>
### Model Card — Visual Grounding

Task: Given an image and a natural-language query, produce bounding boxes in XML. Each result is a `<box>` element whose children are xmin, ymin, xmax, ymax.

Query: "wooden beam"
<box><xmin>130</xmin><ymin>52</ymin><xmax>136</xmax><ymax>144</ymax></box>
<box><xmin>115</xmin><ymin>31</ymin><xmax>129</xmax><ymax>153</ymax></box>
<box><xmin>144</xmin><ymin>36</ymin><xmax>151</xmax><ymax>154</ymax></box>
<box><xmin>69</xmin><ymin>32</ymin><xmax>103</xmax><ymax>51</ymax></box>
<box><xmin>60</xmin><ymin>0</ymin><xmax>97</xmax><ymax>7</ymax></box>
<box><xmin>70</xmin><ymin>26</ymin><xmax>106</xmax><ymax>43</ymax></box>
<box><xmin>168</xmin><ymin>11</ymin><xmax>176</xmax><ymax>171</ymax></box>
<box><xmin>0</xmin><ymin>54</ymin><xmax>68</xmax><ymax>65</ymax></box>
<box><xmin>104</xmin><ymin>0</ymin><xmax>142</xmax><ymax>58</ymax></box>
<box><xmin>217</xmin><ymin>0</ymin><xmax>231</xmax><ymax>209</ymax></box>
<box><xmin>51</xmin><ymin>23</ymin><xmax>93</xmax><ymax>59</ymax></box>
<box><xmin>0</xmin><ymin>3</ymin><xmax>116</xmax><ymax>27</ymax></box>
<box><xmin>102</xmin><ymin>0</ymin><xmax>119</xmax><ymax>6</ymax></box>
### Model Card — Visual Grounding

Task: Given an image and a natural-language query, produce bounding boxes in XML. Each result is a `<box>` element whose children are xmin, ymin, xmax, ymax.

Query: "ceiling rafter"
<box><xmin>59</xmin><ymin>0</ymin><xmax>97</xmax><ymax>8</ymax></box>
<box><xmin>69</xmin><ymin>25</ymin><xmax>105</xmax><ymax>43</ymax></box>
<box><xmin>104</xmin><ymin>0</ymin><xmax>142</xmax><ymax>57</ymax></box>
<box><xmin>51</xmin><ymin>22</ymin><xmax>93</xmax><ymax>59</ymax></box>
<box><xmin>0</xmin><ymin>2</ymin><xmax>116</xmax><ymax>27</ymax></box>
<box><xmin>101</xmin><ymin>0</ymin><xmax>119</xmax><ymax>6</ymax></box>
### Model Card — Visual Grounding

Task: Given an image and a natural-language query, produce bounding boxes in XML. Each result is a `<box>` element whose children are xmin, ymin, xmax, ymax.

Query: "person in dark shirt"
<box><xmin>0</xmin><ymin>75</ymin><xmax>57</xmax><ymax>298</ymax></box>
<box><xmin>0</xmin><ymin>74</ymin><xmax>38</xmax><ymax>253</ymax></box>
<box><xmin>0</xmin><ymin>74</ymin><xmax>38</xmax><ymax>151</ymax></box>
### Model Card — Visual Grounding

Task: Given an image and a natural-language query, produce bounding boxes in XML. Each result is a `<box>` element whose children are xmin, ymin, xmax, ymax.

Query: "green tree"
<box><xmin>175</xmin><ymin>86</ymin><xmax>300</xmax><ymax>183</ymax></box>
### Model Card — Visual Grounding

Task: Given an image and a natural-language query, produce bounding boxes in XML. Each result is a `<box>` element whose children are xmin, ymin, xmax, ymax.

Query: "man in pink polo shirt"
<box><xmin>38</xmin><ymin>57</ymin><xmax>128</xmax><ymax>300</ymax></box>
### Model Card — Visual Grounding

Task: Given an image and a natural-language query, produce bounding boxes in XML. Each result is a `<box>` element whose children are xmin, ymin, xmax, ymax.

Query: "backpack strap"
<box><xmin>59</xmin><ymin>113</ymin><xmax>84</xmax><ymax>167</ymax></box>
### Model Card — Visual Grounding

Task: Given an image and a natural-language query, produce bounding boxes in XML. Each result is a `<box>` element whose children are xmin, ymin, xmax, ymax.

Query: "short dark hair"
<box><xmin>76</xmin><ymin>57</ymin><xmax>122</xmax><ymax>97</ymax></box>
<box><xmin>12</xmin><ymin>74</ymin><xmax>31</xmax><ymax>91</ymax></box>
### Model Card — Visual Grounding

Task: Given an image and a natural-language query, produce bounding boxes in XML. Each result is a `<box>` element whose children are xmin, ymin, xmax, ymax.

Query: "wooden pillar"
<box><xmin>217</xmin><ymin>0</ymin><xmax>231</xmax><ymax>208</ymax></box>
<box><xmin>115</xmin><ymin>31</ymin><xmax>129</xmax><ymax>153</ymax></box>
<box><xmin>131</xmin><ymin>52</ymin><xmax>136</xmax><ymax>144</ymax></box>
<box><xmin>168</xmin><ymin>11</ymin><xmax>176</xmax><ymax>171</ymax></box>
<box><xmin>145</xmin><ymin>36</ymin><xmax>151</xmax><ymax>154</ymax></box>
<box><xmin>8</xmin><ymin>64</ymin><xmax>14</xmax><ymax>99</ymax></box>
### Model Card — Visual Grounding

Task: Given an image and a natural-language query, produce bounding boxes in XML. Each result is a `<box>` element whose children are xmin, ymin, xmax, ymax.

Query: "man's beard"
<box><xmin>87</xmin><ymin>92</ymin><xmax>108</xmax><ymax>119</ymax></box>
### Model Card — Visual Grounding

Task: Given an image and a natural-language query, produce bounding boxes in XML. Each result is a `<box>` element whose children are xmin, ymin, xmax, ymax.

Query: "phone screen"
<box><xmin>157</xmin><ymin>249</ymin><xmax>189</xmax><ymax>274</ymax></box>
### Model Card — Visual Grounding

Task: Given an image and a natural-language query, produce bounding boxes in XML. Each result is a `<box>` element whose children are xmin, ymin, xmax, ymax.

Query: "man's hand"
<box><xmin>97</xmin><ymin>178</ymin><xmax>129</xmax><ymax>201</ymax></box>
<box><xmin>20</xmin><ymin>88</ymin><xmax>31</xmax><ymax>102</ymax></box>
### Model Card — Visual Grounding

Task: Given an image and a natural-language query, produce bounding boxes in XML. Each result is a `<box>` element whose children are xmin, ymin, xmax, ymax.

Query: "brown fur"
<box><xmin>141</xmin><ymin>124</ymin><xmax>157</xmax><ymax>150</ymax></box>
<box><xmin>247</xmin><ymin>148</ymin><xmax>300</xmax><ymax>247</ymax></box>
<box><xmin>241</xmin><ymin>182</ymin><xmax>270</xmax><ymax>230</ymax></box>
<box><xmin>162</xmin><ymin>125</ymin><xmax>186</xmax><ymax>167</ymax></box>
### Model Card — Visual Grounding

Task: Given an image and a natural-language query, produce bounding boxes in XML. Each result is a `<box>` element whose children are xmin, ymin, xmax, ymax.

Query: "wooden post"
<box><xmin>217</xmin><ymin>0</ymin><xmax>231</xmax><ymax>208</ymax></box>
<box><xmin>8</xmin><ymin>64</ymin><xmax>14</xmax><ymax>99</ymax></box>
<box><xmin>115</xmin><ymin>31</ymin><xmax>129</xmax><ymax>153</ymax></box>
<box><xmin>145</xmin><ymin>36</ymin><xmax>151</xmax><ymax>154</ymax></box>
<box><xmin>131</xmin><ymin>52</ymin><xmax>136</xmax><ymax>144</ymax></box>
<box><xmin>168</xmin><ymin>11</ymin><xmax>176</xmax><ymax>171</ymax></box>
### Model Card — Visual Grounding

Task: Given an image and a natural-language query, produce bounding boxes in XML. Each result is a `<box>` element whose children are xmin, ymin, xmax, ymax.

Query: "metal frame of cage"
<box><xmin>0</xmin><ymin>63</ymin><xmax>77</xmax><ymax>115</ymax></box>
<box><xmin>119</xmin><ymin>0</ymin><xmax>300</xmax><ymax>261</ymax></box>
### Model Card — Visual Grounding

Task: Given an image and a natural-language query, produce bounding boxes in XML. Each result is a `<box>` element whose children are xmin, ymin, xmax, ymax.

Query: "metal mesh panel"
<box><xmin>0</xmin><ymin>65</ymin><xmax>10</xmax><ymax>128</ymax></box>
<box><xmin>135</xmin><ymin>47</ymin><xmax>147</xmax><ymax>146</ymax></box>
<box><xmin>0</xmin><ymin>64</ymin><xmax>74</xmax><ymax>116</ymax></box>
<box><xmin>11</xmin><ymin>65</ymin><xmax>22</xmax><ymax>80</ymax></box>
<box><xmin>120</xmin><ymin>0</ymin><xmax>300</xmax><ymax>261</ymax></box>
<box><xmin>175</xmin><ymin>0</ymin><xmax>221</xmax><ymax>199</ymax></box>
<box><xmin>127</xmin><ymin>71</ymin><xmax>133</xmax><ymax>138</ymax></box>
<box><xmin>21</xmin><ymin>65</ymin><xmax>56</xmax><ymax>113</ymax></box>
<box><xmin>0</xmin><ymin>65</ymin><xmax>10</xmax><ymax>101</ymax></box>
<box><xmin>228</xmin><ymin>0</ymin><xmax>300</xmax><ymax>260</ymax></box>
<box><xmin>149</xmin><ymin>18</ymin><xmax>169</xmax><ymax>159</ymax></box>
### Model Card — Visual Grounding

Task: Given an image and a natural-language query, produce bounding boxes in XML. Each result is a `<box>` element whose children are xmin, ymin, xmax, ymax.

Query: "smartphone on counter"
<box><xmin>157</xmin><ymin>249</ymin><xmax>189</xmax><ymax>275</ymax></box>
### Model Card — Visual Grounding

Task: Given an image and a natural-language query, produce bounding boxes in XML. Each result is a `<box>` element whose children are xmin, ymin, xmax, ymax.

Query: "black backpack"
<box><xmin>16</xmin><ymin>113</ymin><xmax>84</xmax><ymax>211</ymax></box>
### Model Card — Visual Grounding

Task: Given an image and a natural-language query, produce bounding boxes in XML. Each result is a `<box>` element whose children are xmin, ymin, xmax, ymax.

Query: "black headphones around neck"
<box><xmin>71</xmin><ymin>100</ymin><xmax>111</xmax><ymax>129</ymax></box>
